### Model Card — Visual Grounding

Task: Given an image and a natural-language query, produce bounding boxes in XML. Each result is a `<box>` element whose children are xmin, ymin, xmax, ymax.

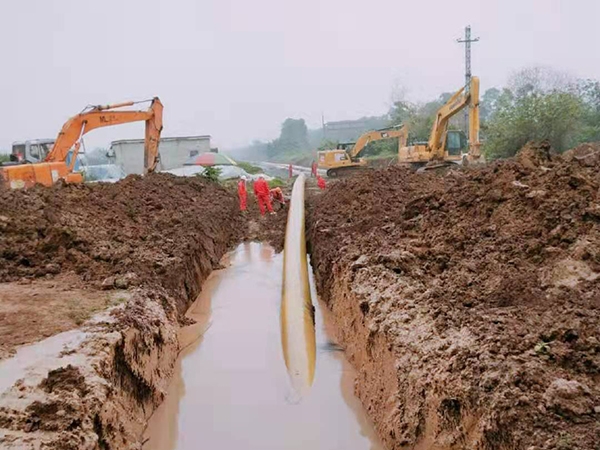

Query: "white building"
<box><xmin>110</xmin><ymin>135</ymin><xmax>211</xmax><ymax>175</ymax></box>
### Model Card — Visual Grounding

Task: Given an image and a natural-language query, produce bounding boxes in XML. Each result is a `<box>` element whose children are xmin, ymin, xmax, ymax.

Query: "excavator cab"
<box><xmin>337</xmin><ymin>142</ymin><xmax>355</xmax><ymax>151</ymax></box>
<box><xmin>445</xmin><ymin>130</ymin><xmax>468</xmax><ymax>156</ymax></box>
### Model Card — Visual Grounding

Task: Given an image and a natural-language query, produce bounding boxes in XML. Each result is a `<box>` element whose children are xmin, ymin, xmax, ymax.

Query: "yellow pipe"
<box><xmin>280</xmin><ymin>174</ymin><xmax>316</xmax><ymax>396</ymax></box>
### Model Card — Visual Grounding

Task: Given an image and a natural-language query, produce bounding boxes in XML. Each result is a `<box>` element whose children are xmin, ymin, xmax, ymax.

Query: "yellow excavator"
<box><xmin>398</xmin><ymin>76</ymin><xmax>481</xmax><ymax>169</ymax></box>
<box><xmin>318</xmin><ymin>126</ymin><xmax>408</xmax><ymax>177</ymax></box>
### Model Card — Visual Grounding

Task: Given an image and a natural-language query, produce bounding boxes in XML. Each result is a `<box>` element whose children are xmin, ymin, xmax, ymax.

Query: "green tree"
<box><xmin>198</xmin><ymin>166</ymin><xmax>222</xmax><ymax>182</ymax></box>
<box><xmin>484</xmin><ymin>88</ymin><xmax>583</xmax><ymax>159</ymax></box>
<box><xmin>266</xmin><ymin>118</ymin><xmax>310</xmax><ymax>158</ymax></box>
<box><xmin>578</xmin><ymin>79</ymin><xmax>600</xmax><ymax>143</ymax></box>
<box><xmin>278</xmin><ymin>118</ymin><xmax>309</xmax><ymax>152</ymax></box>
<box><xmin>318</xmin><ymin>140</ymin><xmax>338</xmax><ymax>150</ymax></box>
<box><xmin>389</xmin><ymin>93</ymin><xmax>453</xmax><ymax>143</ymax></box>
<box><xmin>480</xmin><ymin>87</ymin><xmax>502</xmax><ymax>122</ymax></box>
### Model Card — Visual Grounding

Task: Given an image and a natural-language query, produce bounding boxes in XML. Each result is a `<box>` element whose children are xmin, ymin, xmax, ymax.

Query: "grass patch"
<box><xmin>269</xmin><ymin>177</ymin><xmax>287</xmax><ymax>188</ymax></box>
<box><xmin>196</xmin><ymin>166</ymin><xmax>222</xmax><ymax>182</ymax></box>
<box><xmin>237</xmin><ymin>161</ymin><xmax>263</xmax><ymax>174</ymax></box>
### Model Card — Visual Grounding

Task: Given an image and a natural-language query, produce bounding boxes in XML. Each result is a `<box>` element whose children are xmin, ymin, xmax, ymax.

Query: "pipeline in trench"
<box><xmin>143</xmin><ymin>242</ymin><xmax>384</xmax><ymax>450</ymax></box>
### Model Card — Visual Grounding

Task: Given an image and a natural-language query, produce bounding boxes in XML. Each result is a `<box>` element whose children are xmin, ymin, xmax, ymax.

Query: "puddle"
<box><xmin>0</xmin><ymin>330</ymin><xmax>89</xmax><ymax>394</ymax></box>
<box><xmin>143</xmin><ymin>242</ymin><xmax>384</xmax><ymax>450</ymax></box>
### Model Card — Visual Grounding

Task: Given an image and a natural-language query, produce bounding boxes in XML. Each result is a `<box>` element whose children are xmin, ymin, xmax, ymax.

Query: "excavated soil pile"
<box><xmin>308</xmin><ymin>142</ymin><xmax>600</xmax><ymax>449</ymax></box>
<box><xmin>0</xmin><ymin>173</ymin><xmax>244</xmax><ymax>449</ymax></box>
<box><xmin>0</xmin><ymin>173</ymin><xmax>243</xmax><ymax>304</ymax></box>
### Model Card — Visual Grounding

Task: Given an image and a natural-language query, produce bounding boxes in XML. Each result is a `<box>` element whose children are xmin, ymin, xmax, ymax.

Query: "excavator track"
<box><xmin>415</xmin><ymin>161</ymin><xmax>457</xmax><ymax>173</ymax></box>
<box><xmin>326</xmin><ymin>166</ymin><xmax>367</xmax><ymax>178</ymax></box>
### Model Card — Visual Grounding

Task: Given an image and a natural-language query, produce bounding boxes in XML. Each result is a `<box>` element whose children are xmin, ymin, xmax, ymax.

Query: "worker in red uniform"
<box><xmin>311</xmin><ymin>160</ymin><xmax>317</xmax><ymax>178</ymax></box>
<box><xmin>288</xmin><ymin>163</ymin><xmax>293</xmax><ymax>179</ymax></box>
<box><xmin>253</xmin><ymin>175</ymin><xmax>274</xmax><ymax>216</ymax></box>
<box><xmin>237</xmin><ymin>175</ymin><xmax>248</xmax><ymax>212</ymax></box>
<box><xmin>317</xmin><ymin>175</ymin><xmax>326</xmax><ymax>190</ymax></box>
<box><xmin>270</xmin><ymin>187</ymin><xmax>285</xmax><ymax>205</ymax></box>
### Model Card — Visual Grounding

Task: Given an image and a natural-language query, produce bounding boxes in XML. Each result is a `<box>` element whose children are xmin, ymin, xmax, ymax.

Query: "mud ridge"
<box><xmin>0</xmin><ymin>173</ymin><xmax>245</xmax><ymax>449</ymax></box>
<box><xmin>308</xmin><ymin>142</ymin><xmax>600</xmax><ymax>449</ymax></box>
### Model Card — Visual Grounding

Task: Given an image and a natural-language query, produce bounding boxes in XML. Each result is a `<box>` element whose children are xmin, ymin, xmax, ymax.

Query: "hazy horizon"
<box><xmin>1</xmin><ymin>0</ymin><xmax>598</xmax><ymax>152</ymax></box>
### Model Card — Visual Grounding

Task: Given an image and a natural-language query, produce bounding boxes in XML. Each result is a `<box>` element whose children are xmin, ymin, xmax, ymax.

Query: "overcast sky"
<box><xmin>1</xmin><ymin>0</ymin><xmax>598</xmax><ymax>151</ymax></box>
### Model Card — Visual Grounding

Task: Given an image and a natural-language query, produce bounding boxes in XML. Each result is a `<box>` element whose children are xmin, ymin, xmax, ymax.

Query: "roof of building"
<box><xmin>110</xmin><ymin>135</ymin><xmax>211</xmax><ymax>145</ymax></box>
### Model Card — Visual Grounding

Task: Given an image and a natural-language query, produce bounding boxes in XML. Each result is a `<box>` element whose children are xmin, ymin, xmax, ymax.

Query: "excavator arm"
<box><xmin>467</xmin><ymin>77</ymin><xmax>481</xmax><ymax>160</ymax></box>
<box><xmin>1</xmin><ymin>97</ymin><xmax>163</xmax><ymax>189</ymax></box>
<box><xmin>46</xmin><ymin>97</ymin><xmax>164</xmax><ymax>173</ymax></box>
<box><xmin>427</xmin><ymin>76</ymin><xmax>480</xmax><ymax>160</ymax></box>
<box><xmin>349</xmin><ymin>126</ymin><xmax>408</xmax><ymax>159</ymax></box>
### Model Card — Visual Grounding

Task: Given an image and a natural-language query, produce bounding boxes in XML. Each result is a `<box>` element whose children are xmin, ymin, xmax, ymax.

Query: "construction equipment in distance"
<box><xmin>0</xmin><ymin>98</ymin><xmax>163</xmax><ymax>189</ymax></box>
<box><xmin>318</xmin><ymin>126</ymin><xmax>408</xmax><ymax>177</ymax></box>
<box><xmin>398</xmin><ymin>76</ymin><xmax>481</xmax><ymax>169</ymax></box>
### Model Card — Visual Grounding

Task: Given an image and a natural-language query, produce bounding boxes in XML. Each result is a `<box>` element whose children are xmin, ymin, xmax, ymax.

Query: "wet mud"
<box><xmin>309</xmin><ymin>142</ymin><xmax>600</xmax><ymax>449</ymax></box>
<box><xmin>144</xmin><ymin>243</ymin><xmax>384</xmax><ymax>450</ymax></box>
<box><xmin>0</xmin><ymin>174</ymin><xmax>246</xmax><ymax>449</ymax></box>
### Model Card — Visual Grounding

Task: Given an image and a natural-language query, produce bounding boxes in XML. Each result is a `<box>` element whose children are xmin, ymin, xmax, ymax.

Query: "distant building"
<box><xmin>110</xmin><ymin>135</ymin><xmax>211</xmax><ymax>175</ymax></box>
<box><xmin>324</xmin><ymin>117</ymin><xmax>389</xmax><ymax>143</ymax></box>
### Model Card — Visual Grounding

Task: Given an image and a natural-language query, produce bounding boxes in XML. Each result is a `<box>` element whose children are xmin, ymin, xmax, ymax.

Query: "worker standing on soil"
<box><xmin>288</xmin><ymin>163</ymin><xmax>293</xmax><ymax>179</ymax></box>
<box><xmin>317</xmin><ymin>175</ymin><xmax>326</xmax><ymax>190</ymax></box>
<box><xmin>237</xmin><ymin>176</ymin><xmax>248</xmax><ymax>212</ymax></box>
<box><xmin>311</xmin><ymin>160</ymin><xmax>317</xmax><ymax>178</ymax></box>
<box><xmin>253</xmin><ymin>175</ymin><xmax>275</xmax><ymax>216</ymax></box>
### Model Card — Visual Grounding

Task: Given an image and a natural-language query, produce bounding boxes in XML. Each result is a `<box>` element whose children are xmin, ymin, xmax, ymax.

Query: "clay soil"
<box><xmin>0</xmin><ymin>173</ymin><xmax>247</xmax><ymax>448</ymax></box>
<box><xmin>0</xmin><ymin>275</ymin><xmax>130</xmax><ymax>360</ymax></box>
<box><xmin>308</xmin><ymin>142</ymin><xmax>600</xmax><ymax>449</ymax></box>
<box><xmin>0</xmin><ymin>173</ymin><xmax>244</xmax><ymax>296</ymax></box>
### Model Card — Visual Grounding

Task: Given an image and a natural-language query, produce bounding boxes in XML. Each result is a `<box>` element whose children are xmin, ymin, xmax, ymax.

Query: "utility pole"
<box><xmin>457</xmin><ymin>25</ymin><xmax>479</xmax><ymax>131</ymax></box>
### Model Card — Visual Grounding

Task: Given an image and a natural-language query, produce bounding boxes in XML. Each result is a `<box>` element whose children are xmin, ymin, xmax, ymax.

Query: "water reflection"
<box><xmin>143</xmin><ymin>243</ymin><xmax>383</xmax><ymax>450</ymax></box>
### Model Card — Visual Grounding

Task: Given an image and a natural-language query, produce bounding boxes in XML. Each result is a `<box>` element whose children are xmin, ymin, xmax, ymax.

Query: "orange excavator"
<box><xmin>0</xmin><ymin>97</ymin><xmax>163</xmax><ymax>189</ymax></box>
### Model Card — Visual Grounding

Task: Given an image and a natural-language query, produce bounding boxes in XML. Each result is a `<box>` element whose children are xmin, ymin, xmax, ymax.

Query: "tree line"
<box><xmin>387</xmin><ymin>67</ymin><xmax>600</xmax><ymax>159</ymax></box>
<box><xmin>234</xmin><ymin>66</ymin><xmax>600</xmax><ymax>162</ymax></box>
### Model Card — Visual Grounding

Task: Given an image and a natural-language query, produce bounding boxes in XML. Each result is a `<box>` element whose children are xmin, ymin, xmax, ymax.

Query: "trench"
<box><xmin>142</xmin><ymin>242</ymin><xmax>384</xmax><ymax>450</ymax></box>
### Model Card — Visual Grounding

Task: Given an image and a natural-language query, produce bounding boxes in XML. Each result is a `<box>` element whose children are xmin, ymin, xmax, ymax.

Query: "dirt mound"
<box><xmin>0</xmin><ymin>173</ymin><xmax>244</xmax><ymax>299</ymax></box>
<box><xmin>564</xmin><ymin>142</ymin><xmax>600</xmax><ymax>167</ymax></box>
<box><xmin>0</xmin><ymin>173</ymin><xmax>246</xmax><ymax>449</ymax></box>
<box><xmin>40</xmin><ymin>365</ymin><xmax>87</xmax><ymax>395</ymax></box>
<box><xmin>308</xmin><ymin>143</ymin><xmax>600</xmax><ymax>449</ymax></box>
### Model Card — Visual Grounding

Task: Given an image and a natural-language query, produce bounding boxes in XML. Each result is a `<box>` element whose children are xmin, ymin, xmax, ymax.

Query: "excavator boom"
<box><xmin>318</xmin><ymin>125</ymin><xmax>407</xmax><ymax>177</ymax></box>
<box><xmin>349</xmin><ymin>126</ymin><xmax>408</xmax><ymax>159</ymax></box>
<box><xmin>47</xmin><ymin>97</ymin><xmax>163</xmax><ymax>171</ymax></box>
<box><xmin>1</xmin><ymin>98</ymin><xmax>163</xmax><ymax>189</ymax></box>
<box><xmin>398</xmin><ymin>77</ymin><xmax>481</xmax><ymax>167</ymax></box>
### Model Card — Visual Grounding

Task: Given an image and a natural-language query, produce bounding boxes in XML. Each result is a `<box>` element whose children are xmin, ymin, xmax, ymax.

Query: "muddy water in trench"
<box><xmin>144</xmin><ymin>242</ymin><xmax>384</xmax><ymax>450</ymax></box>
